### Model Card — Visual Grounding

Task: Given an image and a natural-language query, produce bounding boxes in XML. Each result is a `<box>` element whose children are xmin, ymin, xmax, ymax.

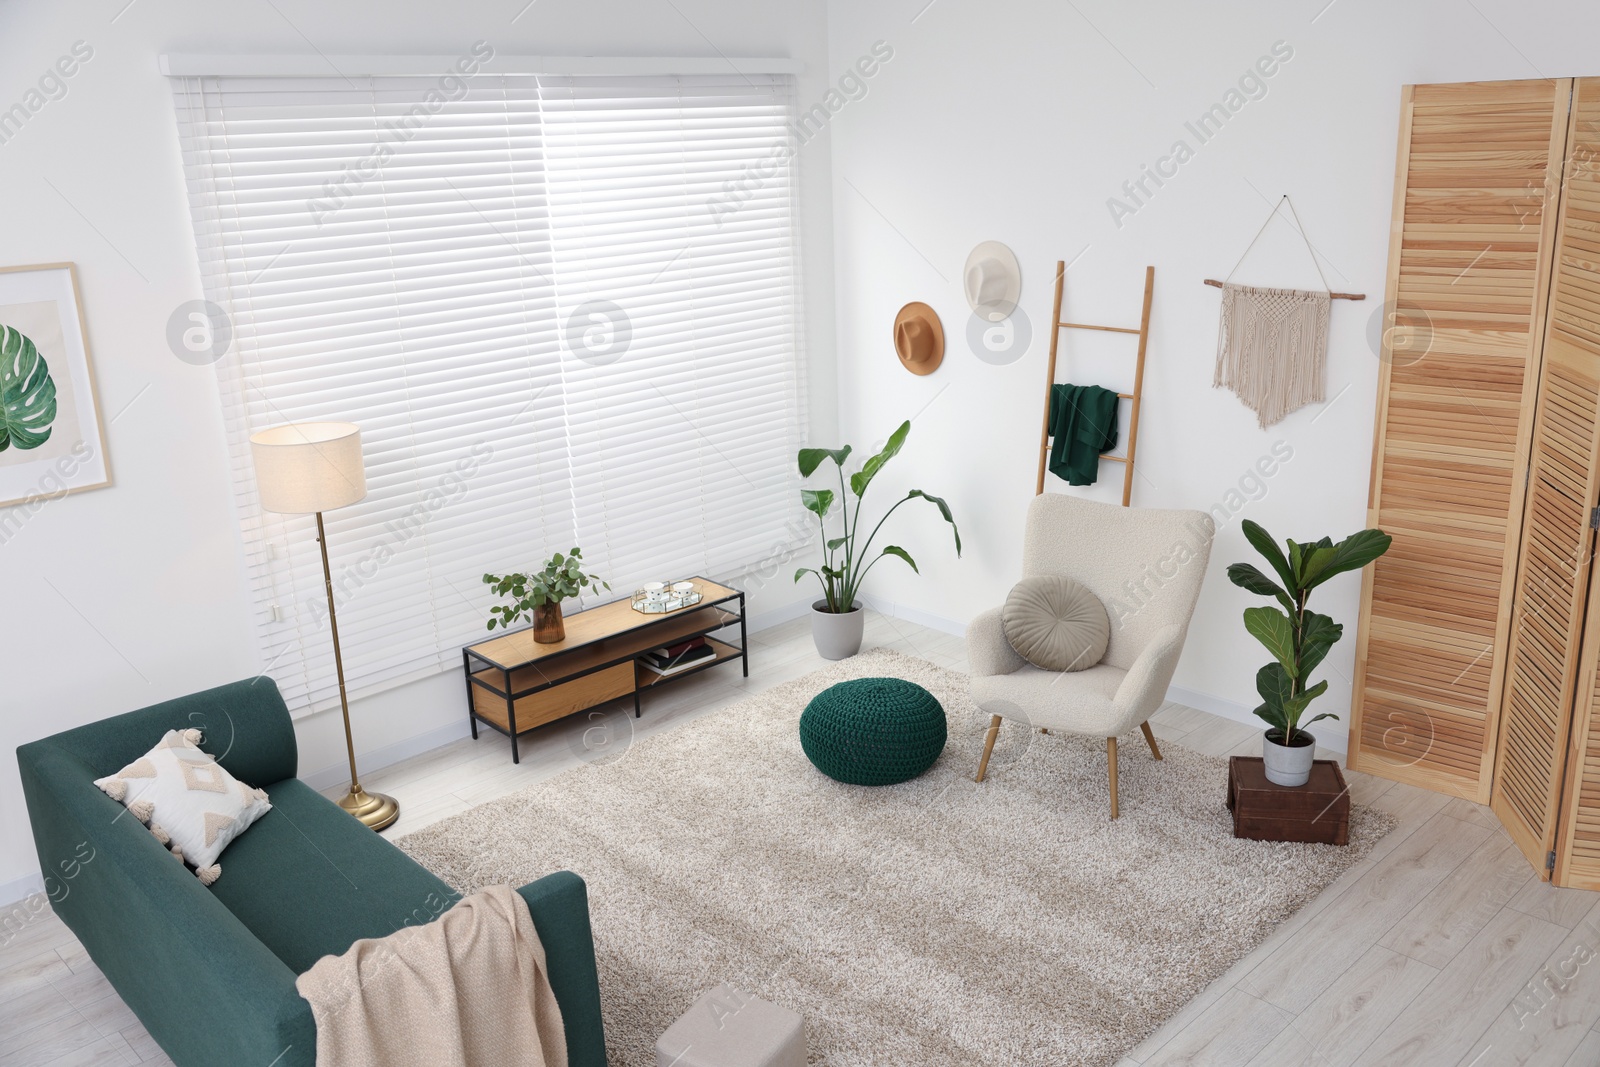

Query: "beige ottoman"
<box><xmin>655</xmin><ymin>984</ymin><xmax>806</xmax><ymax>1067</ymax></box>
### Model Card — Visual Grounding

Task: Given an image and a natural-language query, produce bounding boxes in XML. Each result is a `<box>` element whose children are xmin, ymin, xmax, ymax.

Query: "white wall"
<box><xmin>0</xmin><ymin>0</ymin><xmax>835</xmax><ymax>898</ymax></box>
<box><xmin>824</xmin><ymin>0</ymin><xmax>1600</xmax><ymax>748</ymax></box>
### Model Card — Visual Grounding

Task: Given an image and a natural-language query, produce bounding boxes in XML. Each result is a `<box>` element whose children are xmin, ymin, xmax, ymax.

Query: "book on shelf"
<box><xmin>640</xmin><ymin>638</ymin><xmax>717</xmax><ymax>676</ymax></box>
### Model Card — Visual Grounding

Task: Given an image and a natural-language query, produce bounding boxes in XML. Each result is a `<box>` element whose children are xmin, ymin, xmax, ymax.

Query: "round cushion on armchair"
<box><xmin>799</xmin><ymin>677</ymin><xmax>947</xmax><ymax>786</ymax></box>
<box><xmin>1001</xmin><ymin>574</ymin><xmax>1110</xmax><ymax>672</ymax></box>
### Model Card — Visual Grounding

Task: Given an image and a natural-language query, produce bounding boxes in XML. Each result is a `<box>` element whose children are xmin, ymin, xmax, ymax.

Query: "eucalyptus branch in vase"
<box><xmin>483</xmin><ymin>547</ymin><xmax>609</xmax><ymax>645</ymax></box>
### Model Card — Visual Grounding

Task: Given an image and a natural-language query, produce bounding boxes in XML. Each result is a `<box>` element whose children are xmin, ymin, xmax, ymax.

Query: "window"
<box><xmin>171</xmin><ymin>69</ymin><xmax>805</xmax><ymax>712</ymax></box>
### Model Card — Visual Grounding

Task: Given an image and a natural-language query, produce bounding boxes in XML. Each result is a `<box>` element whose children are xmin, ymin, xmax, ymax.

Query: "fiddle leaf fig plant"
<box><xmin>482</xmin><ymin>547</ymin><xmax>609</xmax><ymax>631</ymax></box>
<box><xmin>793</xmin><ymin>420</ymin><xmax>962</xmax><ymax>613</ymax></box>
<box><xmin>1227</xmin><ymin>520</ymin><xmax>1392</xmax><ymax>744</ymax></box>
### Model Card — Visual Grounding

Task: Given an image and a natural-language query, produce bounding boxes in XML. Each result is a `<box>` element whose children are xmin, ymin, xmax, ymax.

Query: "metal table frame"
<box><xmin>461</xmin><ymin>580</ymin><xmax>747</xmax><ymax>763</ymax></box>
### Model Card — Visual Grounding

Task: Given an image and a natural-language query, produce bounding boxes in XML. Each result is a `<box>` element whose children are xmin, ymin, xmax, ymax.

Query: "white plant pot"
<box><xmin>1262</xmin><ymin>730</ymin><xmax>1316</xmax><ymax>787</ymax></box>
<box><xmin>811</xmin><ymin>601</ymin><xmax>864</xmax><ymax>660</ymax></box>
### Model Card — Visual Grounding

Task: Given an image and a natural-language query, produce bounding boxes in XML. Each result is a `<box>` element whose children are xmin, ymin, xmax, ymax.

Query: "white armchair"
<box><xmin>967</xmin><ymin>493</ymin><xmax>1214</xmax><ymax>817</ymax></box>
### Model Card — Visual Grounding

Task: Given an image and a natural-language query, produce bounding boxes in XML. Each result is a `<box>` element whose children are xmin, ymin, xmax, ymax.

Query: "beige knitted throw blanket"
<box><xmin>296</xmin><ymin>885</ymin><xmax>568</xmax><ymax>1067</ymax></box>
<box><xmin>1214</xmin><ymin>282</ymin><xmax>1330</xmax><ymax>428</ymax></box>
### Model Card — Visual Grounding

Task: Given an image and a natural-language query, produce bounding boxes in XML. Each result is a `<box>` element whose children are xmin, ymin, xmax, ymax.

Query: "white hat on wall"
<box><xmin>964</xmin><ymin>241</ymin><xmax>1021</xmax><ymax>322</ymax></box>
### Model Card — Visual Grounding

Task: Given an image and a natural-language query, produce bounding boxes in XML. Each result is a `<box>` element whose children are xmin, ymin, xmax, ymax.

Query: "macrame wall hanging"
<box><xmin>1205</xmin><ymin>195</ymin><xmax>1364</xmax><ymax>428</ymax></box>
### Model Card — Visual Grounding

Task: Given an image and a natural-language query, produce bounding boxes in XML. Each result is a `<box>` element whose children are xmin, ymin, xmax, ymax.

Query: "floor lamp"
<box><xmin>249</xmin><ymin>421</ymin><xmax>400</xmax><ymax>832</ymax></box>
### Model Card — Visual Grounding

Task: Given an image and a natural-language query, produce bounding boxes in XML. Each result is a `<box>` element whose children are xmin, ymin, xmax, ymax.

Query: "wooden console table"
<box><xmin>461</xmin><ymin>577</ymin><xmax>747</xmax><ymax>763</ymax></box>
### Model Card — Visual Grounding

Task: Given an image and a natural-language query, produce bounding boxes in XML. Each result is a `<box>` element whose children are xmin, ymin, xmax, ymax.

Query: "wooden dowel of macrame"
<box><xmin>1203</xmin><ymin>278</ymin><xmax>1365</xmax><ymax>300</ymax></box>
<box><xmin>1121</xmin><ymin>266</ymin><xmax>1155</xmax><ymax>508</ymax></box>
<box><xmin>1035</xmin><ymin>260</ymin><xmax>1067</xmax><ymax>496</ymax></box>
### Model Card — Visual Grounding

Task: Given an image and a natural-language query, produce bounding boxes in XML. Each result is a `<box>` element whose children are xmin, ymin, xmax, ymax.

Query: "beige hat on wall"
<box><xmin>894</xmin><ymin>302</ymin><xmax>944</xmax><ymax>375</ymax></box>
<box><xmin>964</xmin><ymin>240</ymin><xmax>1021</xmax><ymax>322</ymax></box>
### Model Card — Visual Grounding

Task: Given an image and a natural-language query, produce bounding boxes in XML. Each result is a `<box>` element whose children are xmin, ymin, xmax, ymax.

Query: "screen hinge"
<box><xmin>1548</xmin><ymin>849</ymin><xmax>1558</xmax><ymax>872</ymax></box>
<box><xmin>1591</xmin><ymin>507</ymin><xmax>1600</xmax><ymax>529</ymax></box>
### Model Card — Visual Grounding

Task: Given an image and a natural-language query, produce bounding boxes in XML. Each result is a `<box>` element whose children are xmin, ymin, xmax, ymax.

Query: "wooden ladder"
<box><xmin>1034</xmin><ymin>262</ymin><xmax>1155</xmax><ymax>506</ymax></box>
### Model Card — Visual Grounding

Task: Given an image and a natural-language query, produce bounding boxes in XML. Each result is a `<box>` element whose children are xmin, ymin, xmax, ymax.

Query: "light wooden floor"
<box><xmin>4</xmin><ymin>611</ymin><xmax>1598</xmax><ymax>1066</ymax></box>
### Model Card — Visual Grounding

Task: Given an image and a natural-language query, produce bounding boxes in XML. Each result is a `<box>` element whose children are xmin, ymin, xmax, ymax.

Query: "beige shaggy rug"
<box><xmin>399</xmin><ymin>649</ymin><xmax>1393</xmax><ymax>1067</ymax></box>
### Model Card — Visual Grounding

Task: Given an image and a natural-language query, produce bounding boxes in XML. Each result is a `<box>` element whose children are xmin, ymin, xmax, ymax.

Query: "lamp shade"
<box><xmin>249</xmin><ymin>422</ymin><xmax>367</xmax><ymax>514</ymax></box>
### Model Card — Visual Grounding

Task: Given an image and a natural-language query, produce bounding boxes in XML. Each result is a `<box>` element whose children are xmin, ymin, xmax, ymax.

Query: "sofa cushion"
<box><xmin>94</xmin><ymin>729</ymin><xmax>273</xmax><ymax>881</ymax></box>
<box><xmin>208</xmin><ymin>778</ymin><xmax>457</xmax><ymax>974</ymax></box>
<box><xmin>1002</xmin><ymin>575</ymin><xmax>1110</xmax><ymax>672</ymax></box>
<box><xmin>970</xmin><ymin>661</ymin><xmax>1128</xmax><ymax>736</ymax></box>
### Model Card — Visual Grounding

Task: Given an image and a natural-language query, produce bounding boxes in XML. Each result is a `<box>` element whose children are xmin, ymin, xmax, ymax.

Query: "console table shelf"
<box><xmin>636</xmin><ymin>635</ymin><xmax>743</xmax><ymax>690</ymax></box>
<box><xmin>462</xmin><ymin>577</ymin><xmax>746</xmax><ymax>762</ymax></box>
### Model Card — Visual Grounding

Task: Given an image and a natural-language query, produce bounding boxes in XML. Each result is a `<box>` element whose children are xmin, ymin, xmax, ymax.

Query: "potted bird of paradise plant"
<box><xmin>794</xmin><ymin>420</ymin><xmax>961</xmax><ymax>660</ymax></box>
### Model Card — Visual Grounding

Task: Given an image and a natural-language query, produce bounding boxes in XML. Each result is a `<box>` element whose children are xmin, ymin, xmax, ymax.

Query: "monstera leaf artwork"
<box><xmin>0</xmin><ymin>323</ymin><xmax>57</xmax><ymax>452</ymax></box>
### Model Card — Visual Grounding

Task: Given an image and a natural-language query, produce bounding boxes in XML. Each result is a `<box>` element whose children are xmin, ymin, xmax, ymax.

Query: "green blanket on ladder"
<box><xmin>1047</xmin><ymin>383</ymin><xmax>1120</xmax><ymax>486</ymax></box>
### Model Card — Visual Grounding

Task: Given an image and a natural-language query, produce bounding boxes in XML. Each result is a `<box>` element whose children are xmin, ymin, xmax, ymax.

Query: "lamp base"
<box><xmin>338</xmin><ymin>785</ymin><xmax>400</xmax><ymax>832</ymax></box>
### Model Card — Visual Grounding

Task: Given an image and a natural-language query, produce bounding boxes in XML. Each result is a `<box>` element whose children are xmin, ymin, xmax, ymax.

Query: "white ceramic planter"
<box><xmin>1262</xmin><ymin>730</ymin><xmax>1316</xmax><ymax>787</ymax></box>
<box><xmin>811</xmin><ymin>601</ymin><xmax>864</xmax><ymax>660</ymax></box>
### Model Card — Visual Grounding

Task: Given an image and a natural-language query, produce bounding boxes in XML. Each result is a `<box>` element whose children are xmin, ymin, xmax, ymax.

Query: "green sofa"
<box><xmin>17</xmin><ymin>677</ymin><xmax>608</xmax><ymax>1067</ymax></box>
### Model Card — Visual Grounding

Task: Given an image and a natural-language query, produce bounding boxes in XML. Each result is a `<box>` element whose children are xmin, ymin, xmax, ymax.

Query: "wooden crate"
<box><xmin>1227</xmin><ymin>757</ymin><xmax>1350</xmax><ymax>846</ymax></box>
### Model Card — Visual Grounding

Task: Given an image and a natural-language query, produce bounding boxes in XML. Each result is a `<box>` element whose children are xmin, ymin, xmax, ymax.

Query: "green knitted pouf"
<box><xmin>799</xmin><ymin>677</ymin><xmax>947</xmax><ymax>786</ymax></box>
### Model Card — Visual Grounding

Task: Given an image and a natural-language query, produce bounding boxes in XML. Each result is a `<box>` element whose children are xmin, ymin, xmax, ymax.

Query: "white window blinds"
<box><xmin>171</xmin><ymin>71</ymin><xmax>805</xmax><ymax>713</ymax></box>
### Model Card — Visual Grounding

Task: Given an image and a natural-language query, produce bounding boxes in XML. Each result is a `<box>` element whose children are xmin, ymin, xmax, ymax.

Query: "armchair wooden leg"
<box><xmin>976</xmin><ymin>715</ymin><xmax>1003</xmax><ymax>782</ymax></box>
<box><xmin>1107</xmin><ymin>737</ymin><xmax>1119</xmax><ymax>820</ymax></box>
<box><xmin>1141</xmin><ymin>721</ymin><xmax>1163</xmax><ymax>760</ymax></box>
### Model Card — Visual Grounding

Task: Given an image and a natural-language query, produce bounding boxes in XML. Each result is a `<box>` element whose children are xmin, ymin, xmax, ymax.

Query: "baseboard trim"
<box><xmin>299</xmin><ymin>718</ymin><xmax>474</xmax><ymax>792</ymax></box>
<box><xmin>0</xmin><ymin>873</ymin><xmax>45</xmax><ymax>911</ymax></box>
<box><xmin>859</xmin><ymin>595</ymin><xmax>966</xmax><ymax>638</ymax></box>
<box><xmin>746</xmin><ymin>597</ymin><xmax>813</xmax><ymax>635</ymax></box>
<box><xmin>1164</xmin><ymin>684</ymin><xmax>1348</xmax><ymax>754</ymax></box>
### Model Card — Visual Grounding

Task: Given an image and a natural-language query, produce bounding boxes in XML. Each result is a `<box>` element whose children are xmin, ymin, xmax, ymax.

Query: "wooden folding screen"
<box><xmin>1492</xmin><ymin>79</ymin><xmax>1600</xmax><ymax>872</ymax></box>
<box><xmin>1541</xmin><ymin>79</ymin><xmax>1600</xmax><ymax>888</ymax></box>
<box><xmin>1350</xmin><ymin>79</ymin><xmax>1572</xmax><ymax>802</ymax></box>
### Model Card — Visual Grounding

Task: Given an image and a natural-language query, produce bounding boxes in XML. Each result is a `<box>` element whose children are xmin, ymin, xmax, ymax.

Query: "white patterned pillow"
<box><xmin>94</xmin><ymin>729</ymin><xmax>271</xmax><ymax>885</ymax></box>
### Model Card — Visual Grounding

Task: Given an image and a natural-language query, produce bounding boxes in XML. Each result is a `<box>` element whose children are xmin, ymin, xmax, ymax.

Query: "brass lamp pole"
<box><xmin>249</xmin><ymin>421</ymin><xmax>400</xmax><ymax>831</ymax></box>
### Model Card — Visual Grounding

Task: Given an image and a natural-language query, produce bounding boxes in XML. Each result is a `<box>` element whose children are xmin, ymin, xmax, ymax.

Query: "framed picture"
<box><xmin>0</xmin><ymin>263</ymin><xmax>110</xmax><ymax>508</ymax></box>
